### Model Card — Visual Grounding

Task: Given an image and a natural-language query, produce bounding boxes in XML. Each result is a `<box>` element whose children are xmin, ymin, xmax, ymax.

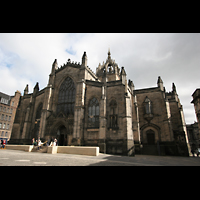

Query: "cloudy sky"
<box><xmin>0</xmin><ymin>33</ymin><xmax>199</xmax><ymax>124</ymax></box>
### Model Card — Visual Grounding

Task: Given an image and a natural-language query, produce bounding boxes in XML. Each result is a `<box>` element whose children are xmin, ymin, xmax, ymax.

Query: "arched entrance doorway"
<box><xmin>57</xmin><ymin>125</ymin><xmax>68</xmax><ymax>146</ymax></box>
<box><xmin>146</xmin><ymin>129</ymin><xmax>155</xmax><ymax>145</ymax></box>
<box><xmin>140</xmin><ymin>123</ymin><xmax>161</xmax><ymax>144</ymax></box>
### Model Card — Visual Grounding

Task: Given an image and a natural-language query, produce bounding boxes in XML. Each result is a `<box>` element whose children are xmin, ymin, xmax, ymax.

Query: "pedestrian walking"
<box><xmin>34</xmin><ymin>140</ymin><xmax>38</xmax><ymax>146</ymax></box>
<box><xmin>32</xmin><ymin>138</ymin><xmax>35</xmax><ymax>145</ymax></box>
<box><xmin>54</xmin><ymin>138</ymin><xmax>57</xmax><ymax>146</ymax></box>
<box><xmin>2</xmin><ymin>139</ymin><xmax>6</xmax><ymax>149</ymax></box>
<box><xmin>38</xmin><ymin>139</ymin><xmax>42</xmax><ymax>150</ymax></box>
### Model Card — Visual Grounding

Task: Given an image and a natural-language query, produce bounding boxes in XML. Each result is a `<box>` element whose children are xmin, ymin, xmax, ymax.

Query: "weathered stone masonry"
<box><xmin>10</xmin><ymin>50</ymin><xmax>190</xmax><ymax>156</ymax></box>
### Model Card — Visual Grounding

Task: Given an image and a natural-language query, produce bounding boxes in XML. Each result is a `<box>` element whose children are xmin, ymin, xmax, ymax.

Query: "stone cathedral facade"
<box><xmin>10</xmin><ymin>51</ymin><xmax>190</xmax><ymax>156</ymax></box>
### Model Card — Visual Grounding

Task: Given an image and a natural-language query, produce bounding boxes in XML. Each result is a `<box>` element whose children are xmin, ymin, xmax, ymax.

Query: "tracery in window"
<box><xmin>144</xmin><ymin>97</ymin><xmax>152</xmax><ymax>114</ymax></box>
<box><xmin>57</xmin><ymin>77</ymin><xmax>76</xmax><ymax>116</ymax></box>
<box><xmin>36</xmin><ymin>103</ymin><xmax>43</xmax><ymax>120</ymax></box>
<box><xmin>109</xmin><ymin>100</ymin><xmax>118</xmax><ymax>128</ymax></box>
<box><xmin>88</xmin><ymin>98</ymin><xmax>99</xmax><ymax>128</ymax></box>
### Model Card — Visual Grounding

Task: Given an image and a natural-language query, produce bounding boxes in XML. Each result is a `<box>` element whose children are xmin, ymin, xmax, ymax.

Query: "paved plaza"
<box><xmin>0</xmin><ymin>149</ymin><xmax>200</xmax><ymax>166</ymax></box>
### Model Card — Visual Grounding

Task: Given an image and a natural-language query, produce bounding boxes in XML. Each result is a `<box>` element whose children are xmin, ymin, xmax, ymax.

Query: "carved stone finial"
<box><xmin>172</xmin><ymin>83</ymin><xmax>177</xmax><ymax>93</ymax></box>
<box><xmin>24</xmin><ymin>84</ymin><xmax>29</xmax><ymax>95</ymax></box>
<box><xmin>108</xmin><ymin>48</ymin><xmax>111</xmax><ymax>59</ymax></box>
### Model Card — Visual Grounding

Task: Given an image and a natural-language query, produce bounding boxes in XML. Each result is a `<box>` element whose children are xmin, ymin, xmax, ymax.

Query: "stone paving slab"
<box><xmin>1</xmin><ymin>149</ymin><xmax>200</xmax><ymax>166</ymax></box>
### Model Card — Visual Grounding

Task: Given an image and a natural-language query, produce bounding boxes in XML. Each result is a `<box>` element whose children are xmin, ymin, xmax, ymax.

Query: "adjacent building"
<box><xmin>0</xmin><ymin>91</ymin><xmax>21</xmax><ymax>142</ymax></box>
<box><xmin>191</xmin><ymin>89</ymin><xmax>200</xmax><ymax>130</ymax></box>
<box><xmin>186</xmin><ymin>122</ymin><xmax>199</xmax><ymax>149</ymax></box>
<box><xmin>190</xmin><ymin>89</ymin><xmax>200</xmax><ymax>149</ymax></box>
<box><xmin>10</xmin><ymin>50</ymin><xmax>190</xmax><ymax>156</ymax></box>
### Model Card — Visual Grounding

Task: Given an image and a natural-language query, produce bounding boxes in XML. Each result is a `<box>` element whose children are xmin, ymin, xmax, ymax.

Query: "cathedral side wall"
<box><xmin>136</xmin><ymin>89</ymin><xmax>172</xmax><ymax>143</ymax></box>
<box><xmin>83</xmin><ymin>84</ymin><xmax>102</xmax><ymax>143</ymax></box>
<box><xmin>168</xmin><ymin>98</ymin><xmax>186</xmax><ymax>133</ymax></box>
<box><xmin>168</xmin><ymin>98</ymin><xmax>190</xmax><ymax>153</ymax></box>
<box><xmin>106</xmin><ymin>84</ymin><xmax>126</xmax><ymax>140</ymax></box>
<box><xmin>31</xmin><ymin>92</ymin><xmax>45</xmax><ymax>138</ymax></box>
<box><xmin>11</xmin><ymin>89</ymin><xmax>46</xmax><ymax>141</ymax></box>
<box><xmin>83</xmin><ymin>82</ymin><xmax>132</xmax><ymax>155</ymax></box>
<box><xmin>12</xmin><ymin>96</ymin><xmax>31</xmax><ymax>139</ymax></box>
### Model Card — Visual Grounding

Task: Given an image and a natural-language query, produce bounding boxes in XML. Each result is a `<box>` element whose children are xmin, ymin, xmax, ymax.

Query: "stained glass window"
<box><xmin>88</xmin><ymin>98</ymin><xmax>99</xmax><ymax>128</ymax></box>
<box><xmin>36</xmin><ymin>103</ymin><xmax>43</xmax><ymax>119</ymax></box>
<box><xmin>57</xmin><ymin>77</ymin><xmax>76</xmax><ymax>116</ymax></box>
<box><xmin>109</xmin><ymin>100</ymin><xmax>118</xmax><ymax>128</ymax></box>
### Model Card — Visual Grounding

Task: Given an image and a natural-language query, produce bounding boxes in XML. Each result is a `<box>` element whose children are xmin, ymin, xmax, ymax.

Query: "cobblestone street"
<box><xmin>1</xmin><ymin>149</ymin><xmax>200</xmax><ymax>166</ymax></box>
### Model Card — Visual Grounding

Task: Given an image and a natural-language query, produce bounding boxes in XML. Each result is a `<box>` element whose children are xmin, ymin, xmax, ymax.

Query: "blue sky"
<box><xmin>65</xmin><ymin>46</ymin><xmax>76</xmax><ymax>55</ymax></box>
<box><xmin>0</xmin><ymin>33</ymin><xmax>199</xmax><ymax>124</ymax></box>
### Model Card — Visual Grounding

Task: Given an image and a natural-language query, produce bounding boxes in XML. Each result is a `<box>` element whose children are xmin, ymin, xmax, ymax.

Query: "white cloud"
<box><xmin>0</xmin><ymin>33</ymin><xmax>199</xmax><ymax>124</ymax></box>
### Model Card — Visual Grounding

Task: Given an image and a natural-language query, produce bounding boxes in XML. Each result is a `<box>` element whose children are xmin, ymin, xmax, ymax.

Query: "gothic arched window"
<box><xmin>109</xmin><ymin>100</ymin><xmax>118</xmax><ymax>128</ymax></box>
<box><xmin>144</xmin><ymin>97</ymin><xmax>152</xmax><ymax>114</ymax></box>
<box><xmin>36</xmin><ymin>103</ymin><xmax>43</xmax><ymax>119</ymax></box>
<box><xmin>88</xmin><ymin>98</ymin><xmax>99</xmax><ymax>128</ymax></box>
<box><xmin>57</xmin><ymin>77</ymin><xmax>76</xmax><ymax>116</ymax></box>
<box><xmin>34</xmin><ymin>103</ymin><xmax>43</xmax><ymax>139</ymax></box>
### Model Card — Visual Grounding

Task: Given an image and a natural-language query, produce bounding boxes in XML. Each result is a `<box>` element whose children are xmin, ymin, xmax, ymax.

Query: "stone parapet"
<box><xmin>6</xmin><ymin>145</ymin><xmax>34</xmax><ymax>152</ymax></box>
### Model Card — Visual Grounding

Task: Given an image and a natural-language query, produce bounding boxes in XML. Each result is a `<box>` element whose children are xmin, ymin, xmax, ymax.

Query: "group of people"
<box><xmin>0</xmin><ymin>139</ymin><xmax>6</xmax><ymax>149</ymax></box>
<box><xmin>47</xmin><ymin>137</ymin><xmax>58</xmax><ymax>147</ymax></box>
<box><xmin>32</xmin><ymin>137</ymin><xmax>58</xmax><ymax>150</ymax></box>
<box><xmin>32</xmin><ymin>137</ymin><xmax>43</xmax><ymax>150</ymax></box>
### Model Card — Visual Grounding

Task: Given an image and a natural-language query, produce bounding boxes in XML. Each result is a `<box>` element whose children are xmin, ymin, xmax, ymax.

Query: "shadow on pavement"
<box><xmin>87</xmin><ymin>154</ymin><xmax>200</xmax><ymax>166</ymax></box>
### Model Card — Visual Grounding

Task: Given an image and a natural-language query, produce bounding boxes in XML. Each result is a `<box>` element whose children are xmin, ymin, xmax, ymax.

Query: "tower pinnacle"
<box><xmin>108</xmin><ymin>48</ymin><xmax>111</xmax><ymax>59</ymax></box>
<box><xmin>82</xmin><ymin>51</ymin><xmax>87</xmax><ymax>67</ymax></box>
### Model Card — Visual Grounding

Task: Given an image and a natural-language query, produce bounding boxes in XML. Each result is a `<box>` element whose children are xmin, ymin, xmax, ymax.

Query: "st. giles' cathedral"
<box><xmin>10</xmin><ymin>50</ymin><xmax>190</xmax><ymax>156</ymax></box>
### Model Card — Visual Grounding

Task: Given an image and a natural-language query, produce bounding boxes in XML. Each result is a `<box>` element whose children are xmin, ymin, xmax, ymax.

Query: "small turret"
<box><xmin>128</xmin><ymin>79</ymin><xmax>135</xmax><ymax>92</ymax></box>
<box><xmin>120</xmin><ymin>66</ymin><xmax>127</xmax><ymax>85</ymax></box>
<box><xmin>157</xmin><ymin>76</ymin><xmax>164</xmax><ymax>91</ymax></box>
<box><xmin>172</xmin><ymin>82</ymin><xmax>177</xmax><ymax>94</ymax></box>
<box><xmin>33</xmin><ymin>82</ymin><xmax>39</xmax><ymax>95</ymax></box>
<box><xmin>51</xmin><ymin>59</ymin><xmax>58</xmax><ymax>74</ymax></box>
<box><xmin>24</xmin><ymin>84</ymin><xmax>29</xmax><ymax>95</ymax></box>
<box><xmin>171</xmin><ymin>82</ymin><xmax>179</xmax><ymax>102</ymax></box>
<box><xmin>82</xmin><ymin>51</ymin><xmax>87</xmax><ymax>67</ymax></box>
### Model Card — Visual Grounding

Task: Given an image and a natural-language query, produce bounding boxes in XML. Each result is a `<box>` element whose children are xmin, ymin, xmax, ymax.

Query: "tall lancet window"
<box><xmin>109</xmin><ymin>100</ymin><xmax>118</xmax><ymax>128</ymax></box>
<box><xmin>57</xmin><ymin>77</ymin><xmax>76</xmax><ymax>116</ymax></box>
<box><xmin>144</xmin><ymin>97</ymin><xmax>152</xmax><ymax>114</ymax></box>
<box><xmin>88</xmin><ymin>98</ymin><xmax>99</xmax><ymax>128</ymax></box>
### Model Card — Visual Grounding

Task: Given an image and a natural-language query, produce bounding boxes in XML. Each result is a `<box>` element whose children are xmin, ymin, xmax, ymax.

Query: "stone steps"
<box><xmin>31</xmin><ymin>146</ymin><xmax>48</xmax><ymax>153</ymax></box>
